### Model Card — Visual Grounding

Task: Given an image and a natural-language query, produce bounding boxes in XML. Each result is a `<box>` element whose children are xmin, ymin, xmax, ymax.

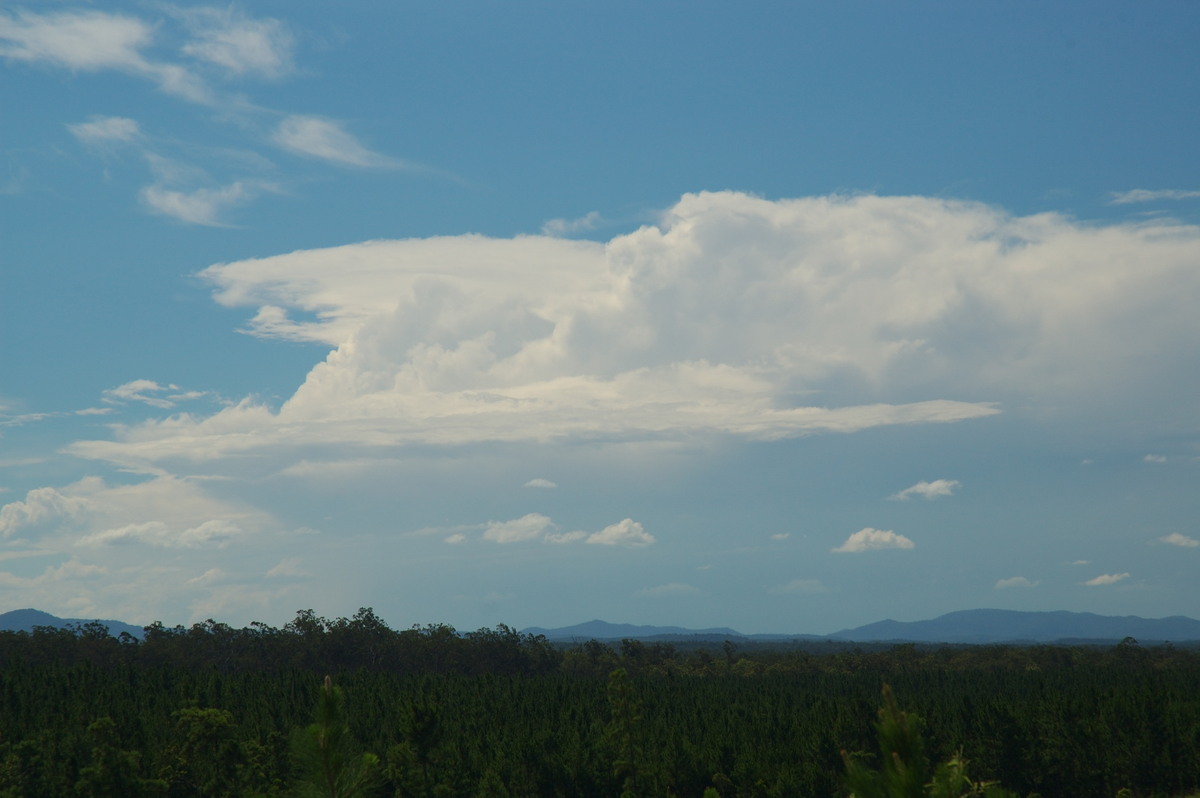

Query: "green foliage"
<box><xmin>0</xmin><ymin>617</ymin><xmax>1197</xmax><ymax>797</ymax></box>
<box><xmin>843</xmin><ymin>686</ymin><xmax>1015</xmax><ymax>798</ymax></box>
<box><xmin>290</xmin><ymin>677</ymin><xmax>380</xmax><ymax>798</ymax></box>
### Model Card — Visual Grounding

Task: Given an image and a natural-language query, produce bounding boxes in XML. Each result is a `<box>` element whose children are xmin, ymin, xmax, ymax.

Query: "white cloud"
<box><xmin>636</xmin><ymin>582</ymin><xmax>699</xmax><ymax>598</ymax></box>
<box><xmin>141</xmin><ymin>181</ymin><xmax>259</xmax><ymax>226</ymax></box>
<box><xmin>1143</xmin><ymin>454</ymin><xmax>1167</xmax><ymax>463</ymax></box>
<box><xmin>68</xmin><ymin>115</ymin><xmax>141</xmax><ymax>145</ymax></box>
<box><xmin>483</xmin><ymin>513</ymin><xmax>554</xmax><ymax>544</ymax></box>
<box><xmin>542</xmin><ymin>211</ymin><xmax>603</xmax><ymax>237</ymax></box>
<box><xmin>0</xmin><ymin>10</ymin><xmax>151</xmax><ymax>72</ymax></box>
<box><xmin>444</xmin><ymin>533</ymin><xmax>467</xmax><ymax>545</ymax></box>
<box><xmin>103</xmin><ymin>380</ymin><xmax>179</xmax><ymax>409</ymax></box>
<box><xmin>1084</xmin><ymin>572</ymin><xmax>1130</xmax><ymax>586</ymax></box>
<box><xmin>832</xmin><ymin>527</ymin><xmax>914</xmax><ymax>553</ymax></box>
<box><xmin>178</xmin><ymin>8</ymin><xmax>293</xmax><ymax>79</ymax></box>
<box><xmin>769</xmin><ymin>578</ymin><xmax>827</xmax><ymax>594</ymax></box>
<box><xmin>266</xmin><ymin>558</ymin><xmax>309</xmax><ymax>578</ymax></box>
<box><xmin>890</xmin><ymin>479</ymin><xmax>960</xmax><ymax>501</ymax></box>
<box><xmin>273</xmin><ymin>115</ymin><xmax>397</xmax><ymax>168</ymax></box>
<box><xmin>0</xmin><ymin>9</ymin><xmax>213</xmax><ymax>103</ymax></box>
<box><xmin>80</xmin><ymin>518</ymin><xmax>243</xmax><ymax>548</ymax></box>
<box><xmin>0</xmin><ymin>476</ymin><xmax>273</xmax><ymax>546</ymax></box>
<box><xmin>1159</xmin><ymin>532</ymin><xmax>1199</xmax><ymax>548</ymax></box>
<box><xmin>995</xmin><ymin>576</ymin><xmax>1039</xmax><ymax>589</ymax></box>
<box><xmin>1109</xmin><ymin>188</ymin><xmax>1200</xmax><ymax>205</ymax></box>
<box><xmin>64</xmin><ymin>191</ymin><xmax>1200</xmax><ymax>474</ymax></box>
<box><xmin>771</xmin><ymin>532</ymin><xmax>790</xmax><ymax>541</ymax></box>
<box><xmin>544</xmin><ymin>530</ymin><xmax>586</xmax><ymax>544</ymax></box>
<box><xmin>586</xmin><ymin>518</ymin><xmax>655</xmax><ymax>548</ymax></box>
<box><xmin>524</xmin><ymin>478</ymin><xmax>557</xmax><ymax>489</ymax></box>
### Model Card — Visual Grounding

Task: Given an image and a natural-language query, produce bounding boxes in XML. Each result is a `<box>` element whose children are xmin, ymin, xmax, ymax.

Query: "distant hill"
<box><xmin>827</xmin><ymin>609</ymin><xmax>1200</xmax><ymax>644</ymax></box>
<box><xmin>0</xmin><ymin>608</ymin><xmax>144</xmax><ymax>639</ymax></box>
<box><xmin>526</xmin><ymin>609</ymin><xmax>1200</xmax><ymax>644</ymax></box>
<box><xmin>523</xmin><ymin>619</ymin><xmax>744</xmax><ymax>642</ymax></box>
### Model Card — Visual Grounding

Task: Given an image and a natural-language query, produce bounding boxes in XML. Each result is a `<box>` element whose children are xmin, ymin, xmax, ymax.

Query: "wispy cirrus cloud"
<box><xmin>68</xmin><ymin>115</ymin><xmax>141</xmax><ymax>145</ymax></box>
<box><xmin>1109</xmin><ymin>188</ymin><xmax>1200</xmax><ymax>205</ymax></box>
<box><xmin>832</xmin><ymin>527</ymin><xmax>914</xmax><ymax>553</ymax></box>
<box><xmin>273</xmin><ymin>115</ymin><xmax>398</xmax><ymax>168</ymax></box>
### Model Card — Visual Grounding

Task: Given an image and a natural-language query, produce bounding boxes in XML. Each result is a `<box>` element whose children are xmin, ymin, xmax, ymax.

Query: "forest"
<box><xmin>0</xmin><ymin>608</ymin><xmax>1197</xmax><ymax>798</ymax></box>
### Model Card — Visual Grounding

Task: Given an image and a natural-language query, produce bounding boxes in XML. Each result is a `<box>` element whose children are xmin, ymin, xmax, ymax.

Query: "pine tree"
<box><xmin>291</xmin><ymin>676</ymin><xmax>380</xmax><ymax>798</ymax></box>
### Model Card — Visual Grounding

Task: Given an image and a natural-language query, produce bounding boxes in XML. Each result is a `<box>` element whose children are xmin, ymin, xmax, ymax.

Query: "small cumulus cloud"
<box><xmin>890</xmin><ymin>479</ymin><xmax>960</xmax><ymax>501</ymax></box>
<box><xmin>832</xmin><ymin>527</ymin><xmax>914</xmax><ymax>553</ymax></box>
<box><xmin>1143</xmin><ymin>454</ymin><xmax>1167</xmax><ymax>463</ymax></box>
<box><xmin>444</xmin><ymin>533</ymin><xmax>466</xmax><ymax>545</ymax></box>
<box><xmin>1068</xmin><ymin>559</ymin><xmax>1090</xmax><ymax>566</ymax></box>
<box><xmin>1109</xmin><ymin>188</ymin><xmax>1200</xmax><ymax>205</ymax></box>
<box><xmin>542</xmin><ymin>211</ymin><xmax>603</xmax><ymax>237</ymax></box>
<box><xmin>636</xmin><ymin>582</ymin><xmax>699</xmax><ymax>598</ymax></box>
<box><xmin>769</xmin><ymin>578</ymin><xmax>827</xmax><ymax>595</ymax></box>
<box><xmin>586</xmin><ymin>519</ymin><xmax>655</xmax><ymax>548</ymax></box>
<box><xmin>1159</xmin><ymin>532</ymin><xmax>1199</xmax><ymax>548</ymax></box>
<box><xmin>483</xmin><ymin>513</ymin><xmax>554</xmax><ymax>544</ymax></box>
<box><xmin>1084</xmin><ymin>572</ymin><xmax>1130</xmax><ymax>586</ymax></box>
<box><xmin>995</xmin><ymin>576</ymin><xmax>1039</xmax><ymax>589</ymax></box>
<box><xmin>524</xmin><ymin>478</ymin><xmax>557</xmax><ymax>489</ymax></box>
<box><xmin>770</xmin><ymin>532</ymin><xmax>790</xmax><ymax>541</ymax></box>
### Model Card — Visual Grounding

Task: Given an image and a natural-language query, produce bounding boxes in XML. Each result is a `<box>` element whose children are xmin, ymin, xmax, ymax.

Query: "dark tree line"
<box><xmin>0</xmin><ymin>610</ymin><xmax>1197</xmax><ymax>797</ymax></box>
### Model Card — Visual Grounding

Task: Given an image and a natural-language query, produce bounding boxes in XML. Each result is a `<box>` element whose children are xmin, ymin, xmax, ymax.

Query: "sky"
<box><xmin>1</xmin><ymin>2</ymin><xmax>1199</xmax><ymax>635</ymax></box>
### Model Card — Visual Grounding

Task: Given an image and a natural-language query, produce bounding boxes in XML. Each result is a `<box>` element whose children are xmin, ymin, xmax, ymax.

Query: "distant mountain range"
<box><xmin>0</xmin><ymin>608</ymin><xmax>144</xmax><ymax>639</ymax></box>
<box><xmin>525</xmin><ymin>610</ymin><xmax>1200</xmax><ymax>645</ymax></box>
<box><xmin>6</xmin><ymin>607</ymin><xmax>1200</xmax><ymax>645</ymax></box>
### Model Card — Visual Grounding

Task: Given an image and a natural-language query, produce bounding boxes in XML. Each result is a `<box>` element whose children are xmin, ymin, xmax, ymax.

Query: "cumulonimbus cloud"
<box><xmin>64</xmin><ymin>191</ymin><xmax>1200</xmax><ymax>473</ymax></box>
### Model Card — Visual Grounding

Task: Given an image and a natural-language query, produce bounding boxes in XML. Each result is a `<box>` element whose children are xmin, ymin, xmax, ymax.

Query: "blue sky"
<box><xmin>1</xmin><ymin>2</ymin><xmax>1198</xmax><ymax>634</ymax></box>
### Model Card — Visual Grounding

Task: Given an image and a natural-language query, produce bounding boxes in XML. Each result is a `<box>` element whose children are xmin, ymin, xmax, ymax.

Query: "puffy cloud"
<box><xmin>1109</xmin><ymin>188</ymin><xmax>1200</xmax><ymax>205</ymax></box>
<box><xmin>769</xmin><ymin>578</ymin><xmax>827</xmax><ymax>594</ymax></box>
<box><xmin>995</xmin><ymin>576</ymin><xmax>1039</xmax><ymax>589</ymax></box>
<box><xmin>586</xmin><ymin>519</ymin><xmax>655</xmax><ymax>548</ymax></box>
<box><xmin>0</xmin><ymin>476</ymin><xmax>273</xmax><ymax>546</ymax></box>
<box><xmin>832</xmin><ymin>527</ymin><xmax>914</xmax><ymax>553</ymax></box>
<box><xmin>524</xmin><ymin>478</ymin><xmax>557</xmax><ymax>489</ymax></box>
<box><xmin>890</xmin><ymin>479</ymin><xmax>960</xmax><ymax>501</ymax></box>
<box><xmin>1084</xmin><ymin>572</ymin><xmax>1130</xmax><ymax>586</ymax></box>
<box><xmin>273</xmin><ymin>116</ymin><xmax>397</xmax><ymax>168</ymax></box>
<box><xmin>1143</xmin><ymin>454</ymin><xmax>1167</xmax><ymax>463</ymax></box>
<box><xmin>542</xmin><ymin>211</ymin><xmax>603</xmax><ymax>237</ymax></box>
<box><xmin>483</xmin><ymin>513</ymin><xmax>555</xmax><ymax>544</ymax></box>
<box><xmin>477</xmin><ymin>514</ymin><xmax>653</xmax><ymax>547</ymax></box>
<box><xmin>1159</xmin><ymin>532</ymin><xmax>1199</xmax><ymax>548</ymax></box>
